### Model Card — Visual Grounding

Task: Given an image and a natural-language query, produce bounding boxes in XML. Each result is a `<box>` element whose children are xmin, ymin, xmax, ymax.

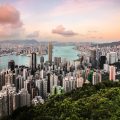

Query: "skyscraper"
<box><xmin>35</xmin><ymin>79</ymin><xmax>43</xmax><ymax>97</ymax></box>
<box><xmin>99</xmin><ymin>56</ymin><xmax>106</xmax><ymax>69</ymax></box>
<box><xmin>107</xmin><ymin>52</ymin><xmax>118</xmax><ymax>64</ymax></box>
<box><xmin>40</xmin><ymin>56</ymin><xmax>44</xmax><ymax>64</ymax></box>
<box><xmin>40</xmin><ymin>56</ymin><xmax>44</xmax><ymax>70</ymax></box>
<box><xmin>31</xmin><ymin>52</ymin><xmax>37</xmax><ymax>74</ymax></box>
<box><xmin>15</xmin><ymin>75</ymin><xmax>24</xmax><ymax>91</ymax></box>
<box><xmin>8</xmin><ymin>60</ymin><xmax>15</xmax><ymax>71</ymax></box>
<box><xmin>23</xmin><ymin>68</ymin><xmax>28</xmax><ymax>80</ymax></box>
<box><xmin>92</xmin><ymin>71</ymin><xmax>102</xmax><ymax>85</ymax></box>
<box><xmin>63</xmin><ymin>76</ymin><xmax>76</xmax><ymax>92</ymax></box>
<box><xmin>90</xmin><ymin>49</ymin><xmax>97</xmax><ymax>68</ymax></box>
<box><xmin>109</xmin><ymin>65</ymin><xmax>116</xmax><ymax>81</ymax></box>
<box><xmin>19</xmin><ymin>89</ymin><xmax>30</xmax><ymax>107</ymax></box>
<box><xmin>48</xmin><ymin>42</ymin><xmax>53</xmax><ymax>64</ymax></box>
<box><xmin>54</xmin><ymin>57</ymin><xmax>61</xmax><ymax>66</ymax></box>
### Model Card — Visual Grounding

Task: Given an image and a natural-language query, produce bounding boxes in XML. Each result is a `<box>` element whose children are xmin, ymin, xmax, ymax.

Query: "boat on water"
<box><xmin>20</xmin><ymin>53</ymin><xmax>26</xmax><ymax>56</ymax></box>
<box><xmin>12</xmin><ymin>52</ymin><xmax>17</xmax><ymax>55</ymax></box>
<box><xmin>26</xmin><ymin>54</ymin><xmax>31</xmax><ymax>57</ymax></box>
<box><xmin>16</xmin><ymin>53</ymin><xmax>20</xmax><ymax>56</ymax></box>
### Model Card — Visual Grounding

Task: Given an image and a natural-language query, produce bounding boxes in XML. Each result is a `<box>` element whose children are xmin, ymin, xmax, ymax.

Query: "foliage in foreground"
<box><xmin>1</xmin><ymin>81</ymin><xmax>120</xmax><ymax>120</ymax></box>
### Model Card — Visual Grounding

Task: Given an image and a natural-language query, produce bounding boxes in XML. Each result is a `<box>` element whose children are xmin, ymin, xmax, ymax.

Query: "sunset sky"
<box><xmin>0</xmin><ymin>0</ymin><xmax>119</xmax><ymax>42</ymax></box>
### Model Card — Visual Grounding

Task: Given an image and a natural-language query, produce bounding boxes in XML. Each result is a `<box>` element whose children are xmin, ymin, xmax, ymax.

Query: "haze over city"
<box><xmin>0</xmin><ymin>0</ymin><xmax>119</xmax><ymax>42</ymax></box>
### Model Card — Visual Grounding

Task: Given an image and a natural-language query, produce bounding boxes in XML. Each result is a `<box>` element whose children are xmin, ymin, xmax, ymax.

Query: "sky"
<box><xmin>0</xmin><ymin>0</ymin><xmax>119</xmax><ymax>42</ymax></box>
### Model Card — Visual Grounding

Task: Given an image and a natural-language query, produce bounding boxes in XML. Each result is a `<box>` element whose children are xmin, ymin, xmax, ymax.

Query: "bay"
<box><xmin>0</xmin><ymin>45</ymin><xmax>79</xmax><ymax>70</ymax></box>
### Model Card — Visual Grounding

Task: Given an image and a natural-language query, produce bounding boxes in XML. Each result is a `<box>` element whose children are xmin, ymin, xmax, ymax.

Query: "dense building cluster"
<box><xmin>0</xmin><ymin>43</ymin><xmax>119</xmax><ymax>117</ymax></box>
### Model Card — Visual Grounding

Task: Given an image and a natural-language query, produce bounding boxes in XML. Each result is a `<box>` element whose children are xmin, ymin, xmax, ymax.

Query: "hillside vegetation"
<box><xmin>2</xmin><ymin>81</ymin><xmax>120</xmax><ymax>120</ymax></box>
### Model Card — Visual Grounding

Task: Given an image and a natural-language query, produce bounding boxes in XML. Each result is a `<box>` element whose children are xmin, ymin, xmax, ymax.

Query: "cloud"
<box><xmin>52</xmin><ymin>25</ymin><xmax>78</xmax><ymax>37</ymax></box>
<box><xmin>26</xmin><ymin>31</ymin><xmax>40</xmax><ymax>38</ymax></box>
<box><xmin>0</xmin><ymin>4</ymin><xmax>23</xmax><ymax>28</ymax></box>
<box><xmin>0</xmin><ymin>4</ymin><xmax>23</xmax><ymax>39</ymax></box>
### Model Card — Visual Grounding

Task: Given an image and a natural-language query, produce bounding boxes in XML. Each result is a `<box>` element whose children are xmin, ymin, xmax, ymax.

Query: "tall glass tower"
<box><xmin>31</xmin><ymin>52</ymin><xmax>37</xmax><ymax>74</ymax></box>
<box><xmin>48</xmin><ymin>42</ymin><xmax>53</xmax><ymax>64</ymax></box>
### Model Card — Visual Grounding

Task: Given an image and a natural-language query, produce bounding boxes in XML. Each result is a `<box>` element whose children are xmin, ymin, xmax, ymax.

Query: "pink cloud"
<box><xmin>0</xmin><ymin>4</ymin><xmax>23</xmax><ymax>28</ymax></box>
<box><xmin>0</xmin><ymin>5</ymin><xmax>24</xmax><ymax>39</ymax></box>
<box><xmin>52</xmin><ymin>25</ymin><xmax>78</xmax><ymax>37</ymax></box>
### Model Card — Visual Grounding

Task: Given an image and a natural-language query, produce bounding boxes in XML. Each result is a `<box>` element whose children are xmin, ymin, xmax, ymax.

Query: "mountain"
<box><xmin>2</xmin><ymin>81</ymin><xmax>120</xmax><ymax>120</ymax></box>
<box><xmin>0</xmin><ymin>40</ymin><xmax>76</xmax><ymax>46</ymax></box>
<box><xmin>98</xmin><ymin>41</ymin><xmax>120</xmax><ymax>47</ymax></box>
<box><xmin>0</xmin><ymin>39</ymin><xmax>40</xmax><ymax>45</ymax></box>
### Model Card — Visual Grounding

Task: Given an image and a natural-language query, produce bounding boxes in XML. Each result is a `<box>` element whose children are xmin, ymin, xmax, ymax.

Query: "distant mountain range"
<box><xmin>0</xmin><ymin>39</ymin><xmax>76</xmax><ymax>46</ymax></box>
<box><xmin>98</xmin><ymin>41</ymin><xmax>120</xmax><ymax>47</ymax></box>
<box><xmin>0</xmin><ymin>39</ymin><xmax>40</xmax><ymax>45</ymax></box>
<box><xmin>0</xmin><ymin>39</ymin><xmax>120</xmax><ymax>46</ymax></box>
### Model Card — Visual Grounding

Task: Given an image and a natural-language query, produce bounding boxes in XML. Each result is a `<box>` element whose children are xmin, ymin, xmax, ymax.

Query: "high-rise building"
<box><xmin>14</xmin><ymin>67</ymin><xmax>19</xmax><ymax>76</ymax></box>
<box><xmin>31</xmin><ymin>52</ymin><xmax>37</xmax><ymax>74</ymax></box>
<box><xmin>40</xmin><ymin>56</ymin><xmax>44</xmax><ymax>70</ymax></box>
<box><xmin>0</xmin><ymin>76</ymin><xmax>2</xmax><ymax>90</ymax></box>
<box><xmin>19</xmin><ymin>88</ymin><xmax>30</xmax><ymax>107</ymax></box>
<box><xmin>48</xmin><ymin>42</ymin><xmax>53</xmax><ymax>64</ymax></box>
<box><xmin>107</xmin><ymin>52</ymin><xmax>118</xmax><ymax>64</ymax></box>
<box><xmin>0</xmin><ymin>84</ymin><xmax>16</xmax><ymax>116</ymax></box>
<box><xmin>13</xmin><ymin>93</ymin><xmax>20</xmax><ymax>111</ymax></box>
<box><xmin>46</xmin><ymin>72</ymin><xmax>50</xmax><ymax>93</ymax></box>
<box><xmin>90</xmin><ymin>49</ymin><xmax>97</xmax><ymax>68</ymax></box>
<box><xmin>109</xmin><ymin>65</ymin><xmax>116</xmax><ymax>81</ymax></box>
<box><xmin>8</xmin><ymin>60</ymin><xmax>15</xmax><ymax>71</ymax></box>
<box><xmin>74</xmin><ymin>60</ymin><xmax>80</xmax><ymax>70</ymax></box>
<box><xmin>99</xmin><ymin>56</ymin><xmax>106</xmax><ymax>69</ymax></box>
<box><xmin>40</xmin><ymin>56</ymin><xmax>44</xmax><ymax>64</ymax></box>
<box><xmin>92</xmin><ymin>71</ymin><xmax>102</xmax><ymax>85</ymax></box>
<box><xmin>15</xmin><ymin>75</ymin><xmax>24</xmax><ymax>92</ymax></box>
<box><xmin>35</xmin><ymin>79</ymin><xmax>43</xmax><ymax>97</ymax></box>
<box><xmin>50</xmin><ymin>73</ymin><xmax>58</xmax><ymax>93</ymax></box>
<box><xmin>42</xmin><ymin>79</ymin><xmax>48</xmax><ymax>99</ymax></box>
<box><xmin>31</xmin><ymin>88</ymin><xmax>37</xmax><ymax>99</ymax></box>
<box><xmin>0</xmin><ymin>71</ymin><xmax>6</xmax><ymax>89</ymax></box>
<box><xmin>5</xmin><ymin>72</ymin><xmax>14</xmax><ymax>85</ymax></box>
<box><xmin>54</xmin><ymin>57</ymin><xmax>61</xmax><ymax>66</ymax></box>
<box><xmin>0</xmin><ymin>97</ymin><xmax>3</xmax><ymax>117</ymax></box>
<box><xmin>23</xmin><ymin>68</ymin><xmax>28</xmax><ymax>80</ymax></box>
<box><xmin>104</xmin><ymin>64</ymin><xmax>109</xmax><ymax>72</ymax></box>
<box><xmin>40</xmin><ymin>69</ymin><xmax>45</xmax><ymax>79</ymax></box>
<box><xmin>35</xmin><ymin>79</ymin><xmax>48</xmax><ymax>99</ymax></box>
<box><xmin>63</xmin><ymin>76</ymin><xmax>76</xmax><ymax>92</ymax></box>
<box><xmin>76</xmin><ymin>76</ymin><xmax>84</xmax><ymax>88</ymax></box>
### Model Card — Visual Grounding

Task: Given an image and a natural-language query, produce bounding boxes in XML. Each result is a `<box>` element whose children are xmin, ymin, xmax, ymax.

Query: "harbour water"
<box><xmin>0</xmin><ymin>46</ymin><xmax>80</xmax><ymax>70</ymax></box>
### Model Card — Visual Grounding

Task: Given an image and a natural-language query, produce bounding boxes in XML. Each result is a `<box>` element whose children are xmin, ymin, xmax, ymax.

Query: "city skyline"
<box><xmin>0</xmin><ymin>0</ymin><xmax>119</xmax><ymax>42</ymax></box>
<box><xmin>1</xmin><ymin>36</ymin><xmax>120</xmax><ymax>119</ymax></box>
